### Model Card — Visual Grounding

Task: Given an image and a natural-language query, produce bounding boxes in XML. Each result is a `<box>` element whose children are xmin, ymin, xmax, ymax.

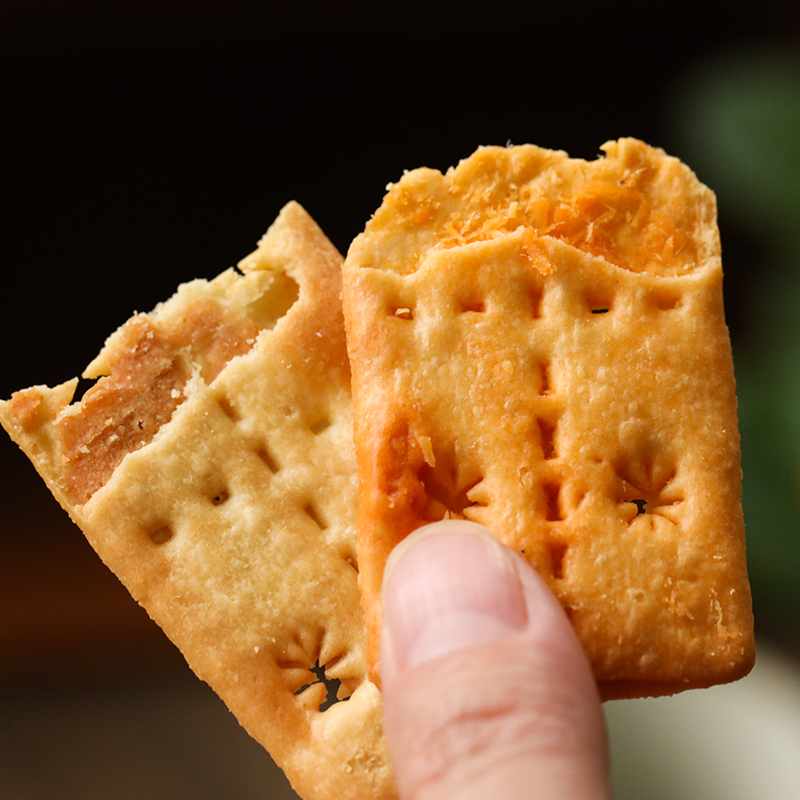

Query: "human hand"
<box><xmin>380</xmin><ymin>520</ymin><xmax>614</xmax><ymax>800</ymax></box>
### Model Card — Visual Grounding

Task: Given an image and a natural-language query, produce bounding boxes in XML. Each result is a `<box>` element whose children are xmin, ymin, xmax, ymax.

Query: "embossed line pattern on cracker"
<box><xmin>0</xmin><ymin>203</ymin><xmax>395</xmax><ymax>800</ymax></box>
<box><xmin>343</xmin><ymin>139</ymin><xmax>755</xmax><ymax>700</ymax></box>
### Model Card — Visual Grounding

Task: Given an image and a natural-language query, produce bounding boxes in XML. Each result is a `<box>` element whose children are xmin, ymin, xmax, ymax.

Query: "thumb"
<box><xmin>380</xmin><ymin>521</ymin><xmax>613</xmax><ymax>800</ymax></box>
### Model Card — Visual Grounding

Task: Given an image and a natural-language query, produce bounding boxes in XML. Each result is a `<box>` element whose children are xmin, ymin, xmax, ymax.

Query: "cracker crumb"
<box><xmin>417</xmin><ymin>434</ymin><xmax>435</xmax><ymax>467</ymax></box>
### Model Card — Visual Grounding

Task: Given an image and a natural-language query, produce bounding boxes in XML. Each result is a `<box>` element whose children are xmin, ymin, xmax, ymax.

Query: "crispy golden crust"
<box><xmin>0</xmin><ymin>203</ymin><xmax>397</xmax><ymax>800</ymax></box>
<box><xmin>343</xmin><ymin>139</ymin><xmax>755</xmax><ymax>699</ymax></box>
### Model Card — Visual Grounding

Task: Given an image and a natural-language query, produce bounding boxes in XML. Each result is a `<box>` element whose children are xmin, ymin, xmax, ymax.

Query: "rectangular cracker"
<box><xmin>0</xmin><ymin>203</ymin><xmax>396</xmax><ymax>800</ymax></box>
<box><xmin>343</xmin><ymin>139</ymin><xmax>755</xmax><ymax>699</ymax></box>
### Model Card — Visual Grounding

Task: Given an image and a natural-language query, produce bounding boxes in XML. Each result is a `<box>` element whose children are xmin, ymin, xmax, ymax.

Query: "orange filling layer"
<box><xmin>438</xmin><ymin>179</ymin><xmax>691</xmax><ymax>274</ymax></box>
<box><xmin>54</xmin><ymin>299</ymin><xmax>262</xmax><ymax>504</ymax></box>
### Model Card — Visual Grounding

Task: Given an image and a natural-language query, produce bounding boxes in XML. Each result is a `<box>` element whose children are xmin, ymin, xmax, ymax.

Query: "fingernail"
<box><xmin>382</xmin><ymin>521</ymin><xmax>528</xmax><ymax>673</ymax></box>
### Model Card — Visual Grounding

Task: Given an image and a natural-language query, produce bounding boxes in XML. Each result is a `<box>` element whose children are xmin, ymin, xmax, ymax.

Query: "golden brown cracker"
<box><xmin>343</xmin><ymin>139</ymin><xmax>755</xmax><ymax>699</ymax></box>
<box><xmin>1</xmin><ymin>202</ymin><xmax>396</xmax><ymax>800</ymax></box>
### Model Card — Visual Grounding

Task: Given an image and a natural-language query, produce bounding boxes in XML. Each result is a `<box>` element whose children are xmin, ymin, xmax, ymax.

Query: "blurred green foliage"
<box><xmin>668</xmin><ymin>46</ymin><xmax>800</xmax><ymax>639</ymax></box>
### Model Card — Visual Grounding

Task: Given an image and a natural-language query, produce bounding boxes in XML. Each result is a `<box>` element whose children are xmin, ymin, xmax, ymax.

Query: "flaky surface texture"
<box><xmin>343</xmin><ymin>139</ymin><xmax>755</xmax><ymax>699</ymax></box>
<box><xmin>0</xmin><ymin>203</ymin><xmax>396</xmax><ymax>800</ymax></box>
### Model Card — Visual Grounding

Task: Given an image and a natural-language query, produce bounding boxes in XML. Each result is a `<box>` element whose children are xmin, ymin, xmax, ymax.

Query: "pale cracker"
<box><xmin>343</xmin><ymin>139</ymin><xmax>755</xmax><ymax>699</ymax></box>
<box><xmin>0</xmin><ymin>202</ymin><xmax>396</xmax><ymax>799</ymax></box>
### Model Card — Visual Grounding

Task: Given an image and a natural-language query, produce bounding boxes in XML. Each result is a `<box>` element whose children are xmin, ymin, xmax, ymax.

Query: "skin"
<box><xmin>380</xmin><ymin>521</ymin><xmax>614</xmax><ymax>800</ymax></box>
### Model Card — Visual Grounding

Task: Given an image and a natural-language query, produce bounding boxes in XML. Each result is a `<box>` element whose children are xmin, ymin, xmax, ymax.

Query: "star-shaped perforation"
<box><xmin>613</xmin><ymin>453</ymin><xmax>684</xmax><ymax>527</ymax></box>
<box><xmin>276</xmin><ymin>628</ymin><xmax>357</xmax><ymax>713</ymax></box>
<box><xmin>417</xmin><ymin>462</ymin><xmax>487</xmax><ymax>522</ymax></box>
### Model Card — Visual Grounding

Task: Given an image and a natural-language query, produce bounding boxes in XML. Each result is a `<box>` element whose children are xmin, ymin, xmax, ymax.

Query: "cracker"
<box><xmin>343</xmin><ymin>139</ymin><xmax>755</xmax><ymax>699</ymax></box>
<box><xmin>0</xmin><ymin>202</ymin><xmax>396</xmax><ymax>800</ymax></box>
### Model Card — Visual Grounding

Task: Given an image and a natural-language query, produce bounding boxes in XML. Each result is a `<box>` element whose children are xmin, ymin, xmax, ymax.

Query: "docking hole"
<box><xmin>586</xmin><ymin>290</ymin><xmax>613</xmax><ymax>315</ymax></box>
<box><xmin>292</xmin><ymin>659</ymin><xmax>352</xmax><ymax>712</ymax></box>
<box><xmin>217</xmin><ymin>397</ymin><xmax>240</xmax><ymax>422</ymax></box>
<box><xmin>548</xmin><ymin>542</ymin><xmax>568</xmax><ymax>579</ymax></box>
<box><xmin>149</xmin><ymin>526</ymin><xmax>173</xmax><ymax>545</ymax></box>
<box><xmin>389</xmin><ymin>305</ymin><xmax>414</xmax><ymax>320</ymax></box>
<box><xmin>458</xmin><ymin>299</ymin><xmax>485</xmax><ymax>314</ymax></box>
<box><xmin>418</xmin><ymin>463</ymin><xmax>485</xmax><ymax>520</ymax></box>
<box><xmin>538</xmin><ymin>418</ymin><xmax>557</xmax><ymax>460</ymax></box>
<box><xmin>652</xmin><ymin>288</ymin><xmax>681</xmax><ymax>310</ymax></box>
<box><xmin>303</xmin><ymin>503</ymin><xmax>327</xmax><ymax>529</ymax></box>
<box><xmin>543</xmin><ymin>482</ymin><xmax>564</xmax><ymax>521</ymax></box>
<box><xmin>310</xmin><ymin>417</ymin><xmax>331</xmax><ymax>435</ymax></box>
<box><xmin>539</xmin><ymin>362</ymin><xmax>552</xmax><ymax>395</ymax></box>
<box><xmin>256</xmin><ymin>446</ymin><xmax>279</xmax><ymax>473</ymax></box>
<box><xmin>342</xmin><ymin>550</ymin><xmax>359</xmax><ymax>573</ymax></box>
<box><xmin>528</xmin><ymin>284</ymin><xmax>543</xmax><ymax>319</ymax></box>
